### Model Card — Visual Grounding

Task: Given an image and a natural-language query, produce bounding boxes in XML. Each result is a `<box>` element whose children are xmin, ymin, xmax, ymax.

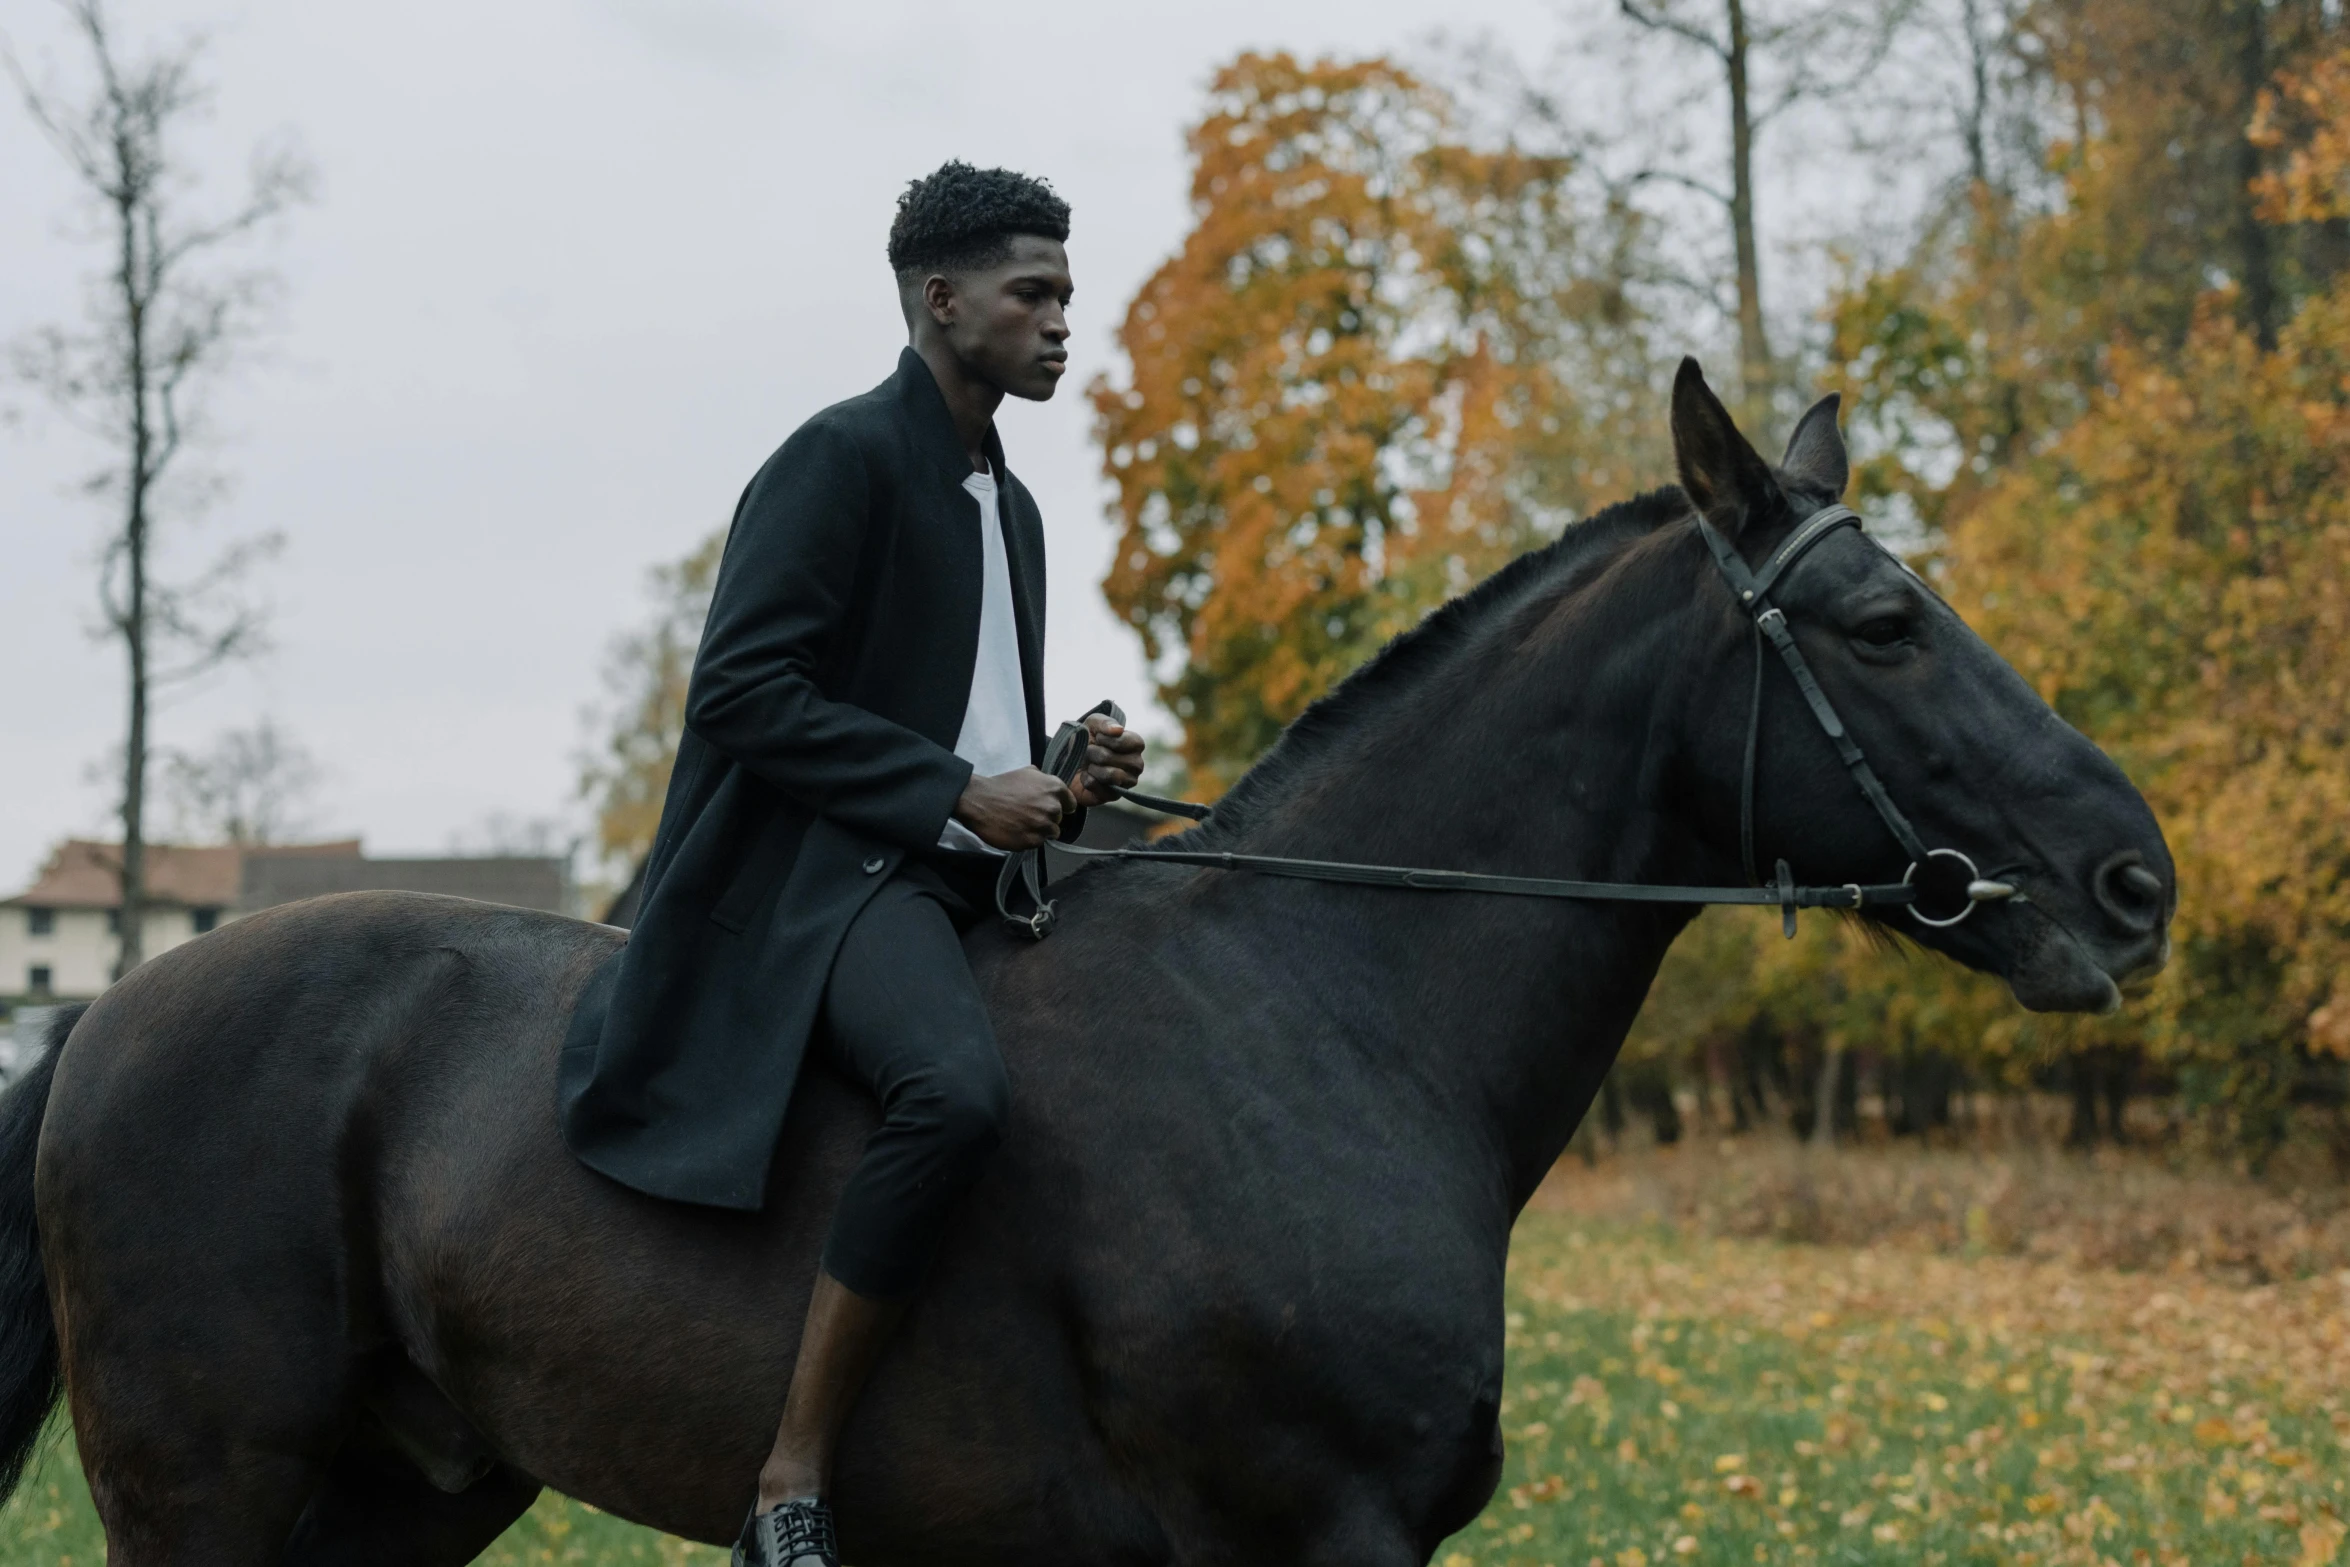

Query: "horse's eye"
<box><xmin>1855</xmin><ymin>616</ymin><xmax>1909</xmax><ymax>648</ymax></box>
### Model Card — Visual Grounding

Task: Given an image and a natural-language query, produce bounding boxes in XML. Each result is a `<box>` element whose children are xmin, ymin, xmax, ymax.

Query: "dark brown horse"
<box><xmin>0</xmin><ymin>368</ymin><xmax>2170</xmax><ymax>1565</ymax></box>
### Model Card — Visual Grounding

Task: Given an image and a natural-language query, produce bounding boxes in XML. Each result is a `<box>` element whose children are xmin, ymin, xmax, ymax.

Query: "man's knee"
<box><xmin>907</xmin><ymin>1053</ymin><xmax>1010</xmax><ymax>1163</ymax></box>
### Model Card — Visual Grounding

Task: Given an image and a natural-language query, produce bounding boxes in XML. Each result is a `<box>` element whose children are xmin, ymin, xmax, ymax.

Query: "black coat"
<box><xmin>558</xmin><ymin>349</ymin><xmax>1066</xmax><ymax>1210</ymax></box>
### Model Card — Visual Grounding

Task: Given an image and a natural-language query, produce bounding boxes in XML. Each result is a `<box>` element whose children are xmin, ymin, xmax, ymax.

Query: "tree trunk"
<box><xmin>2100</xmin><ymin>1050</ymin><xmax>2131</xmax><ymax>1147</ymax></box>
<box><xmin>1958</xmin><ymin>0</ymin><xmax>1991</xmax><ymax>190</ymax></box>
<box><xmin>114</xmin><ymin>176</ymin><xmax>151</xmax><ymax>980</ymax></box>
<box><xmin>2233</xmin><ymin>0</ymin><xmax>2277</xmax><ymax>348</ymax></box>
<box><xmin>2065</xmin><ymin>1054</ymin><xmax>2101</xmax><ymax>1148</ymax></box>
<box><xmin>1809</xmin><ymin>1045</ymin><xmax>1845</xmax><ymax>1150</ymax></box>
<box><xmin>1893</xmin><ymin>1051</ymin><xmax>1958</xmax><ymax>1138</ymax></box>
<box><xmin>1621</xmin><ymin>1066</ymin><xmax>1683</xmax><ymax>1147</ymax></box>
<box><xmin>1725</xmin><ymin>0</ymin><xmax>1773</xmax><ymax>410</ymax></box>
<box><xmin>1717</xmin><ymin>1033</ymin><xmax>1753</xmax><ymax>1133</ymax></box>
<box><xmin>118</xmin><ymin>560</ymin><xmax>148</xmax><ymax>978</ymax></box>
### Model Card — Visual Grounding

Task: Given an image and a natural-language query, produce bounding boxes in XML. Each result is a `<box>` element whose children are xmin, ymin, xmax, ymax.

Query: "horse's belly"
<box><xmin>390</xmin><ymin>1051</ymin><xmax>1151</xmax><ymax>1559</ymax></box>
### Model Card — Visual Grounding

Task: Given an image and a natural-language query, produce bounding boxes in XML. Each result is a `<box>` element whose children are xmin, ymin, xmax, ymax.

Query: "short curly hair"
<box><xmin>887</xmin><ymin>161</ymin><xmax>1070</xmax><ymax>283</ymax></box>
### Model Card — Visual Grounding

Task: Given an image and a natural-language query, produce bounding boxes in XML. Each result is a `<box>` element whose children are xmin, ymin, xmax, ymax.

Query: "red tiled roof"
<box><xmin>239</xmin><ymin>854</ymin><xmax>567</xmax><ymax>914</ymax></box>
<box><xmin>5</xmin><ymin>839</ymin><xmax>364</xmax><ymax>909</ymax></box>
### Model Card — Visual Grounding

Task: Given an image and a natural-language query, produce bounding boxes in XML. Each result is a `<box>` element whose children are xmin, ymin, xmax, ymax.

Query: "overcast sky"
<box><xmin>0</xmin><ymin>0</ymin><xmax>1596</xmax><ymax>889</ymax></box>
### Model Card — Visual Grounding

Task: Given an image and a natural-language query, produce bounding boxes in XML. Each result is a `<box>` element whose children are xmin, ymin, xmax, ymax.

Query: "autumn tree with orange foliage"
<box><xmin>1093</xmin><ymin>53</ymin><xmax>1665</xmax><ymax>788</ymax></box>
<box><xmin>1558</xmin><ymin>2</ymin><xmax>2350</xmax><ymax>1159</ymax></box>
<box><xmin>578</xmin><ymin>533</ymin><xmax>722</xmax><ymax>893</ymax></box>
<box><xmin>1953</xmin><ymin>309</ymin><xmax>2350</xmax><ymax>1143</ymax></box>
<box><xmin>1794</xmin><ymin>3</ymin><xmax>2350</xmax><ymax>1156</ymax></box>
<box><xmin>1829</xmin><ymin>0</ymin><xmax>2349</xmax><ymax>540</ymax></box>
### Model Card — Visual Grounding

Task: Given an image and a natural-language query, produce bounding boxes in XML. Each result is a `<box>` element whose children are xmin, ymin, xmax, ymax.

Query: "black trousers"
<box><xmin>816</xmin><ymin>850</ymin><xmax>1009</xmax><ymax>1300</ymax></box>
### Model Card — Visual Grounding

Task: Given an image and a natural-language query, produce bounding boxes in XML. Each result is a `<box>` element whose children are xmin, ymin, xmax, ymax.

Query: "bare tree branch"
<box><xmin>1620</xmin><ymin>0</ymin><xmax>1730</xmax><ymax>60</ymax></box>
<box><xmin>1628</xmin><ymin>166</ymin><xmax>1736</xmax><ymax>209</ymax></box>
<box><xmin>161</xmin><ymin>718</ymin><xmax>321</xmax><ymax>845</ymax></box>
<box><xmin>1751</xmin><ymin>2</ymin><xmax>1916</xmax><ymax>129</ymax></box>
<box><xmin>6</xmin><ymin>0</ymin><xmax>313</xmax><ymax>974</ymax></box>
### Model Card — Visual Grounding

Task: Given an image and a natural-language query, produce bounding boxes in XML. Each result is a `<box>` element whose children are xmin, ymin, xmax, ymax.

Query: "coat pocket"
<box><xmin>709</xmin><ymin>803</ymin><xmax>810</xmax><ymax>934</ymax></box>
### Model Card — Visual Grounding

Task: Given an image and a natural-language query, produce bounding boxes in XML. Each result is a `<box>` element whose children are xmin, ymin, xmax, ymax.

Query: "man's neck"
<box><xmin>912</xmin><ymin>338</ymin><xmax>1003</xmax><ymax>472</ymax></box>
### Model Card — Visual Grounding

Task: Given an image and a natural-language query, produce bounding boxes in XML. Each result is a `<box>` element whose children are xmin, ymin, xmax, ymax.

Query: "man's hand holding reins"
<box><xmin>955</xmin><ymin>768</ymin><xmax>1075</xmax><ymax>850</ymax></box>
<box><xmin>954</xmin><ymin>717</ymin><xmax>1145</xmax><ymax>847</ymax></box>
<box><xmin>1071</xmin><ymin>712</ymin><xmax>1145</xmax><ymax>808</ymax></box>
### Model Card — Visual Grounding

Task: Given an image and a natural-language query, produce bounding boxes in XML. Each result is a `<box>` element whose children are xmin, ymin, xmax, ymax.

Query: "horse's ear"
<box><xmin>1780</xmin><ymin>393</ymin><xmax>1848</xmax><ymax>498</ymax></box>
<box><xmin>1670</xmin><ymin>357</ymin><xmax>1778</xmax><ymax>538</ymax></box>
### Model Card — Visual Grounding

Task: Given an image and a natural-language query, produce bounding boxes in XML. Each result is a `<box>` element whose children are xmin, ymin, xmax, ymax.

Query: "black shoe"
<box><xmin>732</xmin><ymin>1497</ymin><xmax>839</xmax><ymax>1567</ymax></box>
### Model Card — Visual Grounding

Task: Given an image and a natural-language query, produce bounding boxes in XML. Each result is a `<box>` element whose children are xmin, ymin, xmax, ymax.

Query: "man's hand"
<box><xmin>1071</xmin><ymin>713</ymin><xmax>1146</xmax><ymax>809</ymax></box>
<box><xmin>954</xmin><ymin>767</ymin><xmax>1075</xmax><ymax>851</ymax></box>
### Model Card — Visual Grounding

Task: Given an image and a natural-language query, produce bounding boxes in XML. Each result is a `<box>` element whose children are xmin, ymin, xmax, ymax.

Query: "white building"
<box><xmin>0</xmin><ymin>838</ymin><xmax>568</xmax><ymax>1010</ymax></box>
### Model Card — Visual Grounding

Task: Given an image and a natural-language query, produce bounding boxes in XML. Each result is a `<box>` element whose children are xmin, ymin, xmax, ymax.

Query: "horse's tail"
<box><xmin>0</xmin><ymin>1004</ymin><xmax>76</xmax><ymax>1505</ymax></box>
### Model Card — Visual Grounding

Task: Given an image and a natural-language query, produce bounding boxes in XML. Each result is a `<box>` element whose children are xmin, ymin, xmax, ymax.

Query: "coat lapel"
<box><xmin>892</xmin><ymin>347</ymin><xmax>982</xmax><ymax>494</ymax></box>
<box><xmin>892</xmin><ymin>350</ymin><xmax>984</xmax><ymax>731</ymax></box>
<box><xmin>893</xmin><ymin>348</ymin><xmax>1049</xmax><ymax>751</ymax></box>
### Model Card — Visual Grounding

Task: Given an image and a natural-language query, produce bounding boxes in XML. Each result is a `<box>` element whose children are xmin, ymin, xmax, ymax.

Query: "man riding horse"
<box><xmin>556</xmin><ymin>161</ymin><xmax>1146</xmax><ymax>1567</ymax></box>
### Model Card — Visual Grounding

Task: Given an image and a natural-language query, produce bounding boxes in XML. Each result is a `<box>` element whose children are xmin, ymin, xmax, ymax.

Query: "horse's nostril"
<box><xmin>2092</xmin><ymin>850</ymin><xmax>2164</xmax><ymax>934</ymax></box>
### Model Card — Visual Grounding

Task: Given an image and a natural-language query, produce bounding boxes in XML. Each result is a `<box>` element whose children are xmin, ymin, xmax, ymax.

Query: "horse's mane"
<box><xmin>1191</xmin><ymin>486</ymin><xmax>1694</xmax><ymax>841</ymax></box>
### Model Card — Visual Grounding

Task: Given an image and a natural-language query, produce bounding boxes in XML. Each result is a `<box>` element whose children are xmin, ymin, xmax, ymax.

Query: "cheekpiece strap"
<box><xmin>1754</xmin><ymin>606</ymin><xmax>1931</xmax><ymax>864</ymax></box>
<box><xmin>1699</xmin><ymin>501</ymin><xmax>1932</xmax><ymax>891</ymax></box>
<box><xmin>1694</xmin><ymin>515</ymin><xmax>1759</xmax><ymax>602</ymax></box>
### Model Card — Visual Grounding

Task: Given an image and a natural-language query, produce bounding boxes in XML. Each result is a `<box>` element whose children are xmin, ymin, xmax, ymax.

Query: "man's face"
<box><xmin>925</xmin><ymin>235</ymin><xmax>1072</xmax><ymax>402</ymax></box>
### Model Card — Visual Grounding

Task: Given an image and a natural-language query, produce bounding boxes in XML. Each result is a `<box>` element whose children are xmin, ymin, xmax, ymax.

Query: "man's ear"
<box><xmin>922</xmin><ymin>272</ymin><xmax>957</xmax><ymax>326</ymax></box>
<box><xmin>1780</xmin><ymin>393</ymin><xmax>1849</xmax><ymax>499</ymax></box>
<box><xmin>1670</xmin><ymin>357</ymin><xmax>1779</xmax><ymax>537</ymax></box>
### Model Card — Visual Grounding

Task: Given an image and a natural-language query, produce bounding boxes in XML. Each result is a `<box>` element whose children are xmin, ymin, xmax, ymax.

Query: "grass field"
<box><xmin>1452</xmin><ymin>1216</ymin><xmax>2348</xmax><ymax>1566</ymax></box>
<box><xmin>4</xmin><ymin>1210</ymin><xmax>2342</xmax><ymax>1566</ymax></box>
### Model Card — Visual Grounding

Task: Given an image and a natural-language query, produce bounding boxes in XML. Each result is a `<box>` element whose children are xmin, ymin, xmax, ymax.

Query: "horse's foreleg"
<box><xmin>280</xmin><ymin>1441</ymin><xmax>540</xmax><ymax>1567</ymax></box>
<box><xmin>1292</xmin><ymin>1510</ymin><xmax>1446</xmax><ymax>1567</ymax></box>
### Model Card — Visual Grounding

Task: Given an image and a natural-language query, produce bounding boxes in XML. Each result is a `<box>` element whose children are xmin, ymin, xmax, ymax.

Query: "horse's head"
<box><xmin>1668</xmin><ymin>359</ymin><xmax>2172</xmax><ymax>1013</ymax></box>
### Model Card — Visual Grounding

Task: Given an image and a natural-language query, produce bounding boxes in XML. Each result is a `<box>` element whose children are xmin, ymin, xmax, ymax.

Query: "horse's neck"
<box><xmin>1208</xmin><ymin>585</ymin><xmax>1710</xmax><ymax>1203</ymax></box>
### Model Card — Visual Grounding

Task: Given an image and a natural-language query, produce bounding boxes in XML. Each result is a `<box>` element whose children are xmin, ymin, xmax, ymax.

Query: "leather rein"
<box><xmin>997</xmin><ymin>503</ymin><xmax>2016</xmax><ymax>941</ymax></box>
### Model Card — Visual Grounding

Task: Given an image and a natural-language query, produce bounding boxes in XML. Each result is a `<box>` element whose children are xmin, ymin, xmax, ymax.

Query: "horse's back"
<box><xmin>47</xmin><ymin>891</ymin><xmax>614</xmax><ymax>1164</ymax></box>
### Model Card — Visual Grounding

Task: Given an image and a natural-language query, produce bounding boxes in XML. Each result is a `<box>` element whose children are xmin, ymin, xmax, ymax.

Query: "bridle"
<box><xmin>998</xmin><ymin>502</ymin><xmax>2017</xmax><ymax>941</ymax></box>
<box><xmin>1695</xmin><ymin>503</ymin><xmax>2014</xmax><ymax>930</ymax></box>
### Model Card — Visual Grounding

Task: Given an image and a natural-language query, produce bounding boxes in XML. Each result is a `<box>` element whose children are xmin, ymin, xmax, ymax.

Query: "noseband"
<box><xmin>1000</xmin><ymin>505</ymin><xmax>2014</xmax><ymax>939</ymax></box>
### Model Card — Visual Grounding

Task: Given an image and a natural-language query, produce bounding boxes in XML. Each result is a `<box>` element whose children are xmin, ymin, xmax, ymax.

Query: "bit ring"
<box><xmin>1906</xmin><ymin>847</ymin><xmax>1988</xmax><ymax>928</ymax></box>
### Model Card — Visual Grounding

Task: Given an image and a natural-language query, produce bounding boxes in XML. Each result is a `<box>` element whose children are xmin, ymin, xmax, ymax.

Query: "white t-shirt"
<box><xmin>938</xmin><ymin>463</ymin><xmax>1031</xmax><ymax>855</ymax></box>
